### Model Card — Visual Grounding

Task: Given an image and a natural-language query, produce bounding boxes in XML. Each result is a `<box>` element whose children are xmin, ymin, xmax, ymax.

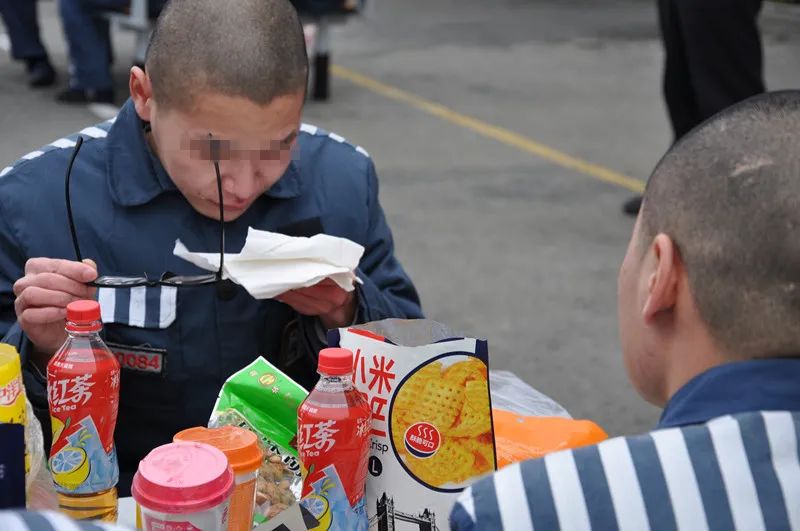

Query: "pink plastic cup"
<box><xmin>132</xmin><ymin>441</ymin><xmax>235</xmax><ymax>531</ymax></box>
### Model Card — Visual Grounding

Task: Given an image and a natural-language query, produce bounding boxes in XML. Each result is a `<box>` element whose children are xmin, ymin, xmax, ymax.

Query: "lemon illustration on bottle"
<box><xmin>50</xmin><ymin>446</ymin><xmax>90</xmax><ymax>490</ymax></box>
<box><xmin>51</xmin><ymin>416</ymin><xmax>66</xmax><ymax>442</ymax></box>
<box><xmin>304</xmin><ymin>494</ymin><xmax>332</xmax><ymax>531</ymax></box>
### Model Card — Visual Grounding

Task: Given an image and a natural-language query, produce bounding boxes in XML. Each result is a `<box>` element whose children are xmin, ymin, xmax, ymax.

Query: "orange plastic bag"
<box><xmin>492</xmin><ymin>408</ymin><xmax>608</xmax><ymax>469</ymax></box>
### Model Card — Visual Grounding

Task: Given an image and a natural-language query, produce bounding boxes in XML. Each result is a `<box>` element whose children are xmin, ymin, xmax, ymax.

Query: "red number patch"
<box><xmin>114</xmin><ymin>350</ymin><xmax>163</xmax><ymax>374</ymax></box>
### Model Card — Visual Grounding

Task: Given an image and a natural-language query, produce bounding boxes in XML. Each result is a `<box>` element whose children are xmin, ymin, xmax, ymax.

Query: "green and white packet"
<box><xmin>209</xmin><ymin>356</ymin><xmax>308</xmax><ymax>523</ymax></box>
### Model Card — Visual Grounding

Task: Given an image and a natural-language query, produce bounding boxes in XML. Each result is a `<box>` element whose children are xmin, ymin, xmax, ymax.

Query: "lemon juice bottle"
<box><xmin>47</xmin><ymin>300</ymin><xmax>120</xmax><ymax>522</ymax></box>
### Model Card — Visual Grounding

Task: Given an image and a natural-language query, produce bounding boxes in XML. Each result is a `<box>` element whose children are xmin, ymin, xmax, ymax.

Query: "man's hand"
<box><xmin>13</xmin><ymin>258</ymin><xmax>98</xmax><ymax>359</ymax></box>
<box><xmin>276</xmin><ymin>279</ymin><xmax>357</xmax><ymax>330</ymax></box>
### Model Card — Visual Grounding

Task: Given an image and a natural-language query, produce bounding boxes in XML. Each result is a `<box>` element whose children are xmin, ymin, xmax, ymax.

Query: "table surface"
<box><xmin>118</xmin><ymin>497</ymin><xmax>137</xmax><ymax>529</ymax></box>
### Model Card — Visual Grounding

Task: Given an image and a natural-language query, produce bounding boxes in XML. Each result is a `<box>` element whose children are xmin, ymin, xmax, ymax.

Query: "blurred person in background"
<box><xmin>56</xmin><ymin>0</ymin><xmax>166</xmax><ymax>104</ymax></box>
<box><xmin>623</xmin><ymin>0</ymin><xmax>765</xmax><ymax>215</ymax></box>
<box><xmin>0</xmin><ymin>0</ymin><xmax>56</xmax><ymax>87</ymax></box>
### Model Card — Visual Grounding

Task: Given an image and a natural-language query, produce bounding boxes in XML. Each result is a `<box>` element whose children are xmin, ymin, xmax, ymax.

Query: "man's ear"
<box><xmin>129</xmin><ymin>66</ymin><xmax>154</xmax><ymax>122</ymax></box>
<box><xmin>642</xmin><ymin>233</ymin><xmax>681</xmax><ymax>322</ymax></box>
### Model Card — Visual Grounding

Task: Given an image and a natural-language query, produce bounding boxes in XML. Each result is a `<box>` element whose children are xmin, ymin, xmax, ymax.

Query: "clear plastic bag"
<box><xmin>24</xmin><ymin>397</ymin><xmax>58</xmax><ymax>510</ymax></box>
<box><xmin>489</xmin><ymin>370</ymin><xmax>571</xmax><ymax>418</ymax></box>
<box><xmin>489</xmin><ymin>371</ymin><xmax>608</xmax><ymax>468</ymax></box>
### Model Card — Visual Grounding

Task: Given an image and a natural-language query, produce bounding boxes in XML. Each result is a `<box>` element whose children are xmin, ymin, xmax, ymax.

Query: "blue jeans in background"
<box><xmin>0</xmin><ymin>0</ymin><xmax>48</xmax><ymax>61</ymax></box>
<box><xmin>59</xmin><ymin>0</ymin><xmax>128</xmax><ymax>90</ymax></box>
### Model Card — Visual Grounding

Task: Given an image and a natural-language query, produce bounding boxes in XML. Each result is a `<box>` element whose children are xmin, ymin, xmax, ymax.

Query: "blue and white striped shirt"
<box><xmin>0</xmin><ymin>511</ymin><xmax>129</xmax><ymax>531</ymax></box>
<box><xmin>451</xmin><ymin>359</ymin><xmax>800</xmax><ymax>530</ymax></box>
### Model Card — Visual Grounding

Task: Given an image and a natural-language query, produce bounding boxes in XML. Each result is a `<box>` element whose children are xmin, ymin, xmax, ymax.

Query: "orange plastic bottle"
<box><xmin>174</xmin><ymin>426</ymin><xmax>264</xmax><ymax>531</ymax></box>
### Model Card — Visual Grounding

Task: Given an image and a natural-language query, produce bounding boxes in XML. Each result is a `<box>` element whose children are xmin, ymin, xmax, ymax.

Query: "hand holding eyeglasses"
<box><xmin>13</xmin><ymin>257</ymin><xmax>99</xmax><ymax>358</ymax></box>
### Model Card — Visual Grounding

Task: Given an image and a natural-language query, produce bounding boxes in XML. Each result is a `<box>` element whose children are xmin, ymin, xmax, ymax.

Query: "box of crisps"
<box><xmin>329</xmin><ymin>319</ymin><xmax>496</xmax><ymax>531</ymax></box>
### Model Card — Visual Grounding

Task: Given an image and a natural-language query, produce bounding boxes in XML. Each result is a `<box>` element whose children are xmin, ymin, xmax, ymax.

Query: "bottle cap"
<box><xmin>66</xmin><ymin>300</ymin><xmax>101</xmax><ymax>324</ymax></box>
<box><xmin>317</xmin><ymin>348</ymin><xmax>355</xmax><ymax>376</ymax></box>
<box><xmin>174</xmin><ymin>426</ymin><xmax>263</xmax><ymax>474</ymax></box>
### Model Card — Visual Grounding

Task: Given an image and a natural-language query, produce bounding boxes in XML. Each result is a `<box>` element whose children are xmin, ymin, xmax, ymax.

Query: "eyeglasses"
<box><xmin>65</xmin><ymin>134</ymin><xmax>226</xmax><ymax>288</ymax></box>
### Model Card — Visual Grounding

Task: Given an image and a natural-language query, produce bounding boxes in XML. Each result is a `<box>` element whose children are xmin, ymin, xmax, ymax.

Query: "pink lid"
<box><xmin>131</xmin><ymin>442</ymin><xmax>235</xmax><ymax>514</ymax></box>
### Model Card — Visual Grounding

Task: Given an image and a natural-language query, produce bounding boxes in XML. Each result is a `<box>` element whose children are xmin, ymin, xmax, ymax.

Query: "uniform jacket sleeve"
<box><xmin>0</xmin><ymin>194</ymin><xmax>49</xmax><ymax>421</ymax></box>
<box><xmin>0</xmin><ymin>190</ymin><xmax>35</xmax><ymax>358</ymax></box>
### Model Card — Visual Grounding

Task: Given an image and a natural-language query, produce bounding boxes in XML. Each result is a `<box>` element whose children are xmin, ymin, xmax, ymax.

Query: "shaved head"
<box><xmin>145</xmin><ymin>0</ymin><xmax>308</xmax><ymax>110</ymax></box>
<box><xmin>641</xmin><ymin>90</ymin><xmax>800</xmax><ymax>359</ymax></box>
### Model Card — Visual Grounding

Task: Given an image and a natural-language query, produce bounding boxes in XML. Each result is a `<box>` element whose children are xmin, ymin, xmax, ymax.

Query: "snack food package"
<box><xmin>492</xmin><ymin>409</ymin><xmax>608</xmax><ymax>468</ymax></box>
<box><xmin>209</xmin><ymin>357</ymin><xmax>308</xmax><ymax>523</ymax></box>
<box><xmin>488</xmin><ymin>371</ymin><xmax>608</xmax><ymax>468</ymax></box>
<box><xmin>330</xmin><ymin>319</ymin><xmax>496</xmax><ymax>530</ymax></box>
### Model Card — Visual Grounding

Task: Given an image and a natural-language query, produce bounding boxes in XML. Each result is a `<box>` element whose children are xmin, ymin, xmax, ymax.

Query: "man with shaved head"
<box><xmin>0</xmin><ymin>0</ymin><xmax>421</xmax><ymax>495</ymax></box>
<box><xmin>453</xmin><ymin>91</ymin><xmax>800</xmax><ymax>530</ymax></box>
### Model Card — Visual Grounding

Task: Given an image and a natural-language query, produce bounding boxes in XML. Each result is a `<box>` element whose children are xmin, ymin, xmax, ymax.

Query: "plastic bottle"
<box><xmin>297</xmin><ymin>348</ymin><xmax>371</xmax><ymax>511</ymax></box>
<box><xmin>0</xmin><ymin>343</ymin><xmax>26</xmax><ymax>508</ymax></box>
<box><xmin>47</xmin><ymin>300</ymin><xmax>120</xmax><ymax>521</ymax></box>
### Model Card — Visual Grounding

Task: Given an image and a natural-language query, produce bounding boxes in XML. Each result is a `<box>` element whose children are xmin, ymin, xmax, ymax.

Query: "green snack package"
<box><xmin>209</xmin><ymin>356</ymin><xmax>308</xmax><ymax>523</ymax></box>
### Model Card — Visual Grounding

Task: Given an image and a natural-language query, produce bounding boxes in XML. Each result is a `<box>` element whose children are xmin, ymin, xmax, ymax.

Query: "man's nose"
<box><xmin>222</xmin><ymin>161</ymin><xmax>261</xmax><ymax>200</ymax></box>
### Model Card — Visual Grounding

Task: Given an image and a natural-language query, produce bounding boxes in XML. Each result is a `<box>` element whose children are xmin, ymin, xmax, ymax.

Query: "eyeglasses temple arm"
<box><xmin>210</xmin><ymin>134</ymin><xmax>225</xmax><ymax>281</ymax></box>
<box><xmin>65</xmin><ymin>136</ymin><xmax>85</xmax><ymax>263</ymax></box>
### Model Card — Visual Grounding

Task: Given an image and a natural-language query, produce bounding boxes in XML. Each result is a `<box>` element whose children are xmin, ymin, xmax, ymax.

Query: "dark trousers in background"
<box><xmin>658</xmin><ymin>0</ymin><xmax>765</xmax><ymax>140</ymax></box>
<box><xmin>0</xmin><ymin>0</ymin><xmax>47</xmax><ymax>61</ymax></box>
<box><xmin>60</xmin><ymin>0</ymin><xmax>166</xmax><ymax>90</ymax></box>
<box><xmin>59</xmin><ymin>0</ymin><xmax>128</xmax><ymax>90</ymax></box>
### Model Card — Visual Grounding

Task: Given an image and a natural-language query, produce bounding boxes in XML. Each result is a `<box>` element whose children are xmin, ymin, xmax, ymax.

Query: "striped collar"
<box><xmin>106</xmin><ymin>99</ymin><xmax>304</xmax><ymax>207</ymax></box>
<box><xmin>658</xmin><ymin>358</ymin><xmax>800</xmax><ymax>429</ymax></box>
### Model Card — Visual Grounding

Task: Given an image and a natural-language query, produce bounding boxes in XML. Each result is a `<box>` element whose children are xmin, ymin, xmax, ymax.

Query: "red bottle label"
<box><xmin>298</xmin><ymin>388</ymin><xmax>371</xmax><ymax>507</ymax></box>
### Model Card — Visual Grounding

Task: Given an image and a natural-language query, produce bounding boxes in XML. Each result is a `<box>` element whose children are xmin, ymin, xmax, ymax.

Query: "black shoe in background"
<box><xmin>56</xmin><ymin>87</ymin><xmax>115</xmax><ymax>104</ymax></box>
<box><xmin>622</xmin><ymin>195</ymin><xmax>642</xmax><ymax>216</ymax></box>
<box><xmin>25</xmin><ymin>58</ymin><xmax>56</xmax><ymax>88</ymax></box>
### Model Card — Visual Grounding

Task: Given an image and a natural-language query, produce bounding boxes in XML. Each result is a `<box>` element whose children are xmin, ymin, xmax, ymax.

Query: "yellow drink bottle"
<box><xmin>0</xmin><ymin>343</ymin><xmax>29</xmax><ymax>473</ymax></box>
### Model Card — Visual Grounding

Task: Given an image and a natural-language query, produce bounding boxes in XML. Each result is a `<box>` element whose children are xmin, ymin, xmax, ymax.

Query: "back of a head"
<box><xmin>642</xmin><ymin>90</ymin><xmax>800</xmax><ymax>359</ymax></box>
<box><xmin>146</xmin><ymin>0</ymin><xmax>308</xmax><ymax>110</ymax></box>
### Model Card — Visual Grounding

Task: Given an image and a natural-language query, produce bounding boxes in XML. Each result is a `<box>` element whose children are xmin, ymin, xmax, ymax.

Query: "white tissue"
<box><xmin>173</xmin><ymin>227</ymin><xmax>365</xmax><ymax>299</ymax></box>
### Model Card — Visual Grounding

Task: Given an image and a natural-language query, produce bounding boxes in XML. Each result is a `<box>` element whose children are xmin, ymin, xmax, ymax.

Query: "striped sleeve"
<box><xmin>649</xmin><ymin>427</ymin><xmax>709</xmax><ymax>530</ymax></box>
<box><xmin>761</xmin><ymin>411</ymin><xmax>800</xmax><ymax>529</ymax></box>
<box><xmin>0</xmin><ymin>512</ymin><xmax>28</xmax><ymax>531</ymax></box>
<box><xmin>0</xmin><ymin>511</ymin><xmax>131</xmax><ymax>531</ymax></box>
<box><xmin>705</xmin><ymin>415</ymin><xmax>767</xmax><ymax>530</ymax></box>
<box><xmin>449</xmin><ymin>412</ymin><xmax>800</xmax><ymax>531</ymax></box>
<box><xmin>450</xmin><ymin>435</ymin><xmax>693</xmax><ymax>531</ymax></box>
<box><xmin>450</xmin><ymin>495</ymin><xmax>477</xmax><ymax>531</ymax></box>
<box><xmin>451</xmin><ymin>462</ymin><xmax>538</xmax><ymax>530</ymax></box>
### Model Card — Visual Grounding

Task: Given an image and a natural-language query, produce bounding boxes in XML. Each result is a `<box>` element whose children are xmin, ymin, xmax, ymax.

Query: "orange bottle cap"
<box><xmin>174</xmin><ymin>426</ymin><xmax>263</xmax><ymax>474</ymax></box>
